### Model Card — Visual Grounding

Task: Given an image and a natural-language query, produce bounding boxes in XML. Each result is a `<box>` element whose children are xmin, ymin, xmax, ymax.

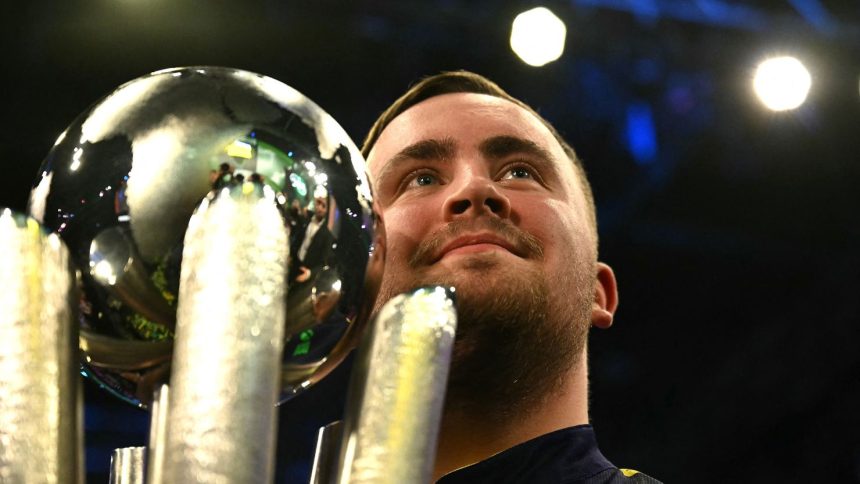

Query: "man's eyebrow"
<box><xmin>375</xmin><ymin>137</ymin><xmax>456</xmax><ymax>187</ymax></box>
<box><xmin>479</xmin><ymin>135</ymin><xmax>555</xmax><ymax>163</ymax></box>
<box><xmin>390</xmin><ymin>137</ymin><xmax>456</xmax><ymax>164</ymax></box>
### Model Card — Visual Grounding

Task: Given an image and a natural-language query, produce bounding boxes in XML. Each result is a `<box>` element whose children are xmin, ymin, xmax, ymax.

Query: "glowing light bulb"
<box><xmin>510</xmin><ymin>7</ymin><xmax>567</xmax><ymax>67</ymax></box>
<box><xmin>753</xmin><ymin>56</ymin><xmax>812</xmax><ymax>111</ymax></box>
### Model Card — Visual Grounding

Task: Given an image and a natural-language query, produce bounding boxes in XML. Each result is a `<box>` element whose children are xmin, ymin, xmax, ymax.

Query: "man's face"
<box><xmin>367</xmin><ymin>92</ymin><xmax>596</xmax><ymax>315</ymax></box>
<box><xmin>366</xmin><ymin>92</ymin><xmax>604</xmax><ymax>418</ymax></box>
<box><xmin>313</xmin><ymin>197</ymin><xmax>327</xmax><ymax>221</ymax></box>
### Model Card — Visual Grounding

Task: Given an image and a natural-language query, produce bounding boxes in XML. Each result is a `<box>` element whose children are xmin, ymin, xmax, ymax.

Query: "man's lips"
<box><xmin>408</xmin><ymin>218</ymin><xmax>544</xmax><ymax>268</ymax></box>
<box><xmin>434</xmin><ymin>233</ymin><xmax>522</xmax><ymax>262</ymax></box>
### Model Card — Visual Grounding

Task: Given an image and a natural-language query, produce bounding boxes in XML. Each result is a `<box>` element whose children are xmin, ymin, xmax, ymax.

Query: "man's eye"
<box><xmin>410</xmin><ymin>173</ymin><xmax>438</xmax><ymax>187</ymax></box>
<box><xmin>502</xmin><ymin>166</ymin><xmax>534</xmax><ymax>180</ymax></box>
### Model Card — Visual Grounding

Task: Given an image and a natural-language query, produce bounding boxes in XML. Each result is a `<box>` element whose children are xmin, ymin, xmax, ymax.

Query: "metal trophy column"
<box><xmin>335</xmin><ymin>286</ymin><xmax>458</xmax><ymax>484</ymax></box>
<box><xmin>0</xmin><ymin>209</ymin><xmax>82</xmax><ymax>484</ymax></box>
<box><xmin>109</xmin><ymin>447</ymin><xmax>145</xmax><ymax>484</ymax></box>
<box><xmin>156</xmin><ymin>183</ymin><xmax>289</xmax><ymax>483</ymax></box>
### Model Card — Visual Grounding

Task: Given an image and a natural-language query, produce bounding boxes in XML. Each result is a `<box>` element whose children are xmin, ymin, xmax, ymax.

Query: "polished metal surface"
<box><xmin>310</xmin><ymin>420</ymin><xmax>344</xmax><ymax>484</ymax></box>
<box><xmin>109</xmin><ymin>447</ymin><xmax>146</xmax><ymax>484</ymax></box>
<box><xmin>161</xmin><ymin>184</ymin><xmax>288</xmax><ymax>483</ymax></box>
<box><xmin>27</xmin><ymin>66</ymin><xmax>374</xmax><ymax>407</ymax></box>
<box><xmin>336</xmin><ymin>286</ymin><xmax>457</xmax><ymax>484</ymax></box>
<box><xmin>0</xmin><ymin>209</ymin><xmax>82</xmax><ymax>484</ymax></box>
<box><xmin>145</xmin><ymin>384</ymin><xmax>169</xmax><ymax>484</ymax></box>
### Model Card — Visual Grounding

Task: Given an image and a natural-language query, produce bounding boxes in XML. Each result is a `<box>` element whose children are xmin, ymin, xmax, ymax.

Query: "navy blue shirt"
<box><xmin>437</xmin><ymin>425</ymin><xmax>660</xmax><ymax>484</ymax></box>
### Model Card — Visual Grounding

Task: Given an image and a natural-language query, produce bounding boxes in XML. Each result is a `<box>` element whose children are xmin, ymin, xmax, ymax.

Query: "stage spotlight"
<box><xmin>510</xmin><ymin>7</ymin><xmax>566</xmax><ymax>67</ymax></box>
<box><xmin>753</xmin><ymin>56</ymin><xmax>811</xmax><ymax>111</ymax></box>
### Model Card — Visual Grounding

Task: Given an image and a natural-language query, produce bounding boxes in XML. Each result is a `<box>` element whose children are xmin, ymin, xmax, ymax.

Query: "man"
<box><xmin>291</xmin><ymin>195</ymin><xmax>334</xmax><ymax>284</ymax></box>
<box><xmin>361</xmin><ymin>71</ymin><xmax>659</xmax><ymax>483</ymax></box>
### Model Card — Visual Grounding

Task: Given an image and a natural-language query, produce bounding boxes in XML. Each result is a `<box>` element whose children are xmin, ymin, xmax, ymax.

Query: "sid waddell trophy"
<box><xmin>0</xmin><ymin>66</ymin><xmax>458</xmax><ymax>483</ymax></box>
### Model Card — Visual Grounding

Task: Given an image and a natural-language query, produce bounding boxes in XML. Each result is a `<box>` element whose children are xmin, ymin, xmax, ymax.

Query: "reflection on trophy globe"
<box><xmin>27</xmin><ymin>66</ymin><xmax>375</xmax><ymax>408</ymax></box>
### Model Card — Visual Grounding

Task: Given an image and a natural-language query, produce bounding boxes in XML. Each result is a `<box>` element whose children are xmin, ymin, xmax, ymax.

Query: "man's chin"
<box><xmin>441</xmin><ymin>255</ymin><xmax>503</xmax><ymax>273</ymax></box>
<box><xmin>423</xmin><ymin>261</ymin><xmax>522</xmax><ymax>301</ymax></box>
<box><xmin>371</xmin><ymin>265</ymin><xmax>508</xmax><ymax>322</ymax></box>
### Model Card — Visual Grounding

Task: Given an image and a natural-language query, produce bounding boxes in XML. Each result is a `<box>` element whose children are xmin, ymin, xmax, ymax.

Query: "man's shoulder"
<box><xmin>581</xmin><ymin>467</ymin><xmax>662</xmax><ymax>484</ymax></box>
<box><xmin>437</xmin><ymin>426</ymin><xmax>662</xmax><ymax>484</ymax></box>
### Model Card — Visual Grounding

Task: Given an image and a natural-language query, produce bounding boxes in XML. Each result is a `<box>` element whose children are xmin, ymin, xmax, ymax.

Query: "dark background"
<box><xmin>2</xmin><ymin>0</ymin><xmax>859</xmax><ymax>482</ymax></box>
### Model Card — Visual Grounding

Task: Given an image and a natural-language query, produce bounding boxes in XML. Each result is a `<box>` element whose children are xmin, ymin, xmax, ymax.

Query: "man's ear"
<box><xmin>591</xmin><ymin>262</ymin><xmax>618</xmax><ymax>329</ymax></box>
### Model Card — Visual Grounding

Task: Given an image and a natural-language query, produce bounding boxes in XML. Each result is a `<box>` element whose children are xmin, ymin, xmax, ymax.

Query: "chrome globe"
<box><xmin>28</xmin><ymin>66</ymin><xmax>374</xmax><ymax>407</ymax></box>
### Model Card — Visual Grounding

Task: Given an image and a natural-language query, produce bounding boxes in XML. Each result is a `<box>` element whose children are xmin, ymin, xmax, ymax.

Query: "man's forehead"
<box><xmin>367</xmin><ymin>92</ymin><xmax>564</xmax><ymax>175</ymax></box>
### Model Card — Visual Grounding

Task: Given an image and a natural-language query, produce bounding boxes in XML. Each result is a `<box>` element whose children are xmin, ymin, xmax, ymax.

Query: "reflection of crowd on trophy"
<box><xmin>207</xmin><ymin>159</ymin><xmax>344</xmax><ymax>344</ymax></box>
<box><xmin>203</xmin><ymin>158</ymin><xmax>347</xmax><ymax>365</ymax></box>
<box><xmin>210</xmin><ymin>162</ymin><xmax>234</xmax><ymax>188</ymax></box>
<box><xmin>209</xmin><ymin>162</ymin><xmax>267</xmax><ymax>189</ymax></box>
<box><xmin>283</xmin><ymin>191</ymin><xmax>347</xmax><ymax>365</ymax></box>
<box><xmin>290</xmin><ymin>195</ymin><xmax>334</xmax><ymax>285</ymax></box>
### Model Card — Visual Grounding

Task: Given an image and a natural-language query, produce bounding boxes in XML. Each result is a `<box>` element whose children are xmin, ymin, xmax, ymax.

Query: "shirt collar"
<box><xmin>437</xmin><ymin>425</ymin><xmax>615</xmax><ymax>483</ymax></box>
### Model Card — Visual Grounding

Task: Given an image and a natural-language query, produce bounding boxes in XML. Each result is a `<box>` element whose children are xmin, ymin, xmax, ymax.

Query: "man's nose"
<box><xmin>442</xmin><ymin>171</ymin><xmax>511</xmax><ymax>220</ymax></box>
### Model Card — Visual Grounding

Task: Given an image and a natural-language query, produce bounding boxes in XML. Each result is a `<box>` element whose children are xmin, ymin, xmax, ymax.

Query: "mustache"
<box><xmin>408</xmin><ymin>218</ymin><xmax>544</xmax><ymax>267</ymax></box>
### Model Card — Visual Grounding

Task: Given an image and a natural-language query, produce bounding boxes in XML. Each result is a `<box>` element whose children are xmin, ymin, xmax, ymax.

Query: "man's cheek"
<box><xmin>385</xmin><ymin>212</ymin><xmax>425</xmax><ymax>257</ymax></box>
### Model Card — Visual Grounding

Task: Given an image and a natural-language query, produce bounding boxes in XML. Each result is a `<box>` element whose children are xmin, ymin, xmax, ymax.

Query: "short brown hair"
<box><xmin>361</xmin><ymin>70</ymin><xmax>598</xmax><ymax>245</ymax></box>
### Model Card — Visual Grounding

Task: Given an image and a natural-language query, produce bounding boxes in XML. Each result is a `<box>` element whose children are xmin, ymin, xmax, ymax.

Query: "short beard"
<box><xmin>371</xmin><ymin>218</ymin><xmax>593</xmax><ymax>425</ymax></box>
<box><xmin>441</xmin><ymin>265</ymin><xmax>590</xmax><ymax>425</ymax></box>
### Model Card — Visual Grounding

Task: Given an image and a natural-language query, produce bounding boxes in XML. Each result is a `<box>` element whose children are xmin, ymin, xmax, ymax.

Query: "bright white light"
<box><xmin>28</xmin><ymin>171</ymin><xmax>53</xmax><ymax>222</ymax></box>
<box><xmin>81</xmin><ymin>75</ymin><xmax>164</xmax><ymax>143</ymax></box>
<box><xmin>93</xmin><ymin>260</ymin><xmax>117</xmax><ymax>285</ymax></box>
<box><xmin>53</xmin><ymin>129</ymin><xmax>68</xmax><ymax>147</ymax></box>
<box><xmin>70</xmin><ymin>148</ymin><xmax>83</xmax><ymax>172</ymax></box>
<box><xmin>753</xmin><ymin>56</ymin><xmax>812</xmax><ymax>111</ymax></box>
<box><xmin>510</xmin><ymin>7</ymin><xmax>567</xmax><ymax>67</ymax></box>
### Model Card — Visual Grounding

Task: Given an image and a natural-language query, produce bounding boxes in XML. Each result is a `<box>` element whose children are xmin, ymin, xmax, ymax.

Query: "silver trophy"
<box><xmin>3</xmin><ymin>66</ymin><xmax>457</xmax><ymax>483</ymax></box>
<box><xmin>28</xmin><ymin>66</ymin><xmax>375</xmax><ymax>409</ymax></box>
